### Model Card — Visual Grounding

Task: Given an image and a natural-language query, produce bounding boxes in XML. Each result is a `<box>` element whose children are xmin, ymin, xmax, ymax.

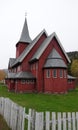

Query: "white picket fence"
<box><xmin>0</xmin><ymin>97</ymin><xmax>25</xmax><ymax>130</ymax></box>
<box><xmin>0</xmin><ymin>97</ymin><xmax>78</xmax><ymax>130</ymax></box>
<box><xmin>26</xmin><ymin>109</ymin><xmax>78</xmax><ymax>130</ymax></box>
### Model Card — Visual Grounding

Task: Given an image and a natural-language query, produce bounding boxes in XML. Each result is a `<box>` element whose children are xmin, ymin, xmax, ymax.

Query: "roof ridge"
<box><xmin>52</xmin><ymin>32</ymin><xmax>71</xmax><ymax>63</ymax></box>
<box><xmin>30</xmin><ymin>32</ymin><xmax>70</xmax><ymax>63</ymax></box>
<box><xmin>30</xmin><ymin>33</ymin><xmax>54</xmax><ymax>61</ymax></box>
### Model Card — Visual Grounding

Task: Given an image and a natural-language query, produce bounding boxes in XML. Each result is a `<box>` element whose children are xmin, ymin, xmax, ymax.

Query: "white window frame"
<box><xmin>46</xmin><ymin>69</ymin><xmax>50</xmax><ymax>78</ymax></box>
<box><xmin>60</xmin><ymin>69</ymin><xmax>63</xmax><ymax>78</ymax></box>
<box><xmin>53</xmin><ymin>69</ymin><xmax>57</xmax><ymax>78</ymax></box>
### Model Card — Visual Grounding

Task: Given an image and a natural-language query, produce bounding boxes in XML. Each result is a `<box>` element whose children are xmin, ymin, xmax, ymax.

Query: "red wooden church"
<box><xmin>6</xmin><ymin>18</ymin><xmax>76</xmax><ymax>93</ymax></box>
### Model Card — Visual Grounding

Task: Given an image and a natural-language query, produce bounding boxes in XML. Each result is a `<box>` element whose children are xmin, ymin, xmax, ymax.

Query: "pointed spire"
<box><xmin>19</xmin><ymin>18</ymin><xmax>32</xmax><ymax>43</ymax></box>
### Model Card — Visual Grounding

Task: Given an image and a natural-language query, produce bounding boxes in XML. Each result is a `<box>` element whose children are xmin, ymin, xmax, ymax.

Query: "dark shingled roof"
<box><xmin>30</xmin><ymin>32</ymin><xmax>70</xmax><ymax>63</ymax></box>
<box><xmin>8</xmin><ymin>58</ymin><xmax>16</xmax><ymax>68</ymax></box>
<box><xmin>44</xmin><ymin>59</ymin><xmax>67</xmax><ymax>68</ymax></box>
<box><xmin>7</xmin><ymin>71</ymin><xmax>36</xmax><ymax>79</ymax></box>
<box><xmin>19</xmin><ymin>18</ymin><xmax>32</xmax><ymax>43</ymax></box>
<box><xmin>44</xmin><ymin>48</ymin><xmax>67</xmax><ymax>68</ymax></box>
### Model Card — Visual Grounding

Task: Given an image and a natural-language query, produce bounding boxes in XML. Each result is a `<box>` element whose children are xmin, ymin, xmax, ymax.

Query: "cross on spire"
<box><xmin>25</xmin><ymin>12</ymin><xmax>27</xmax><ymax>18</ymax></box>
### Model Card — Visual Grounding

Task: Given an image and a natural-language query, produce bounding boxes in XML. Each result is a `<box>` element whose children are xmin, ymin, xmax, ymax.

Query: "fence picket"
<box><xmin>11</xmin><ymin>103</ymin><xmax>18</xmax><ymax>130</ymax></box>
<box><xmin>45</xmin><ymin>112</ymin><xmax>50</xmax><ymax>130</ymax></box>
<box><xmin>22</xmin><ymin>107</ymin><xmax>25</xmax><ymax>130</ymax></box>
<box><xmin>52</xmin><ymin>112</ymin><xmax>56</xmax><ymax>130</ymax></box>
<box><xmin>35</xmin><ymin>112</ymin><xmax>40</xmax><ymax>130</ymax></box>
<box><xmin>68</xmin><ymin>112</ymin><xmax>71</xmax><ymax>130</ymax></box>
<box><xmin>17</xmin><ymin>106</ymin><xmax>25</xmax><ymax>130</ymax></box>
<box><xmin>28</xmin><ymin>109</ymin><xmax>32</xmax><ymax>130</ymax></box>
<box><xmin>0</xmin><ymin>97</ymin><xmax>4</xmax><ymax>115</ymax></box>
<box><xmin>31</xmin><ymin>109</ymin><xmax>35</xmax><ymax>130</ymax></box>
<box><xmin>4</xmin><ymin>98</ymin><xmax>12</xmax><ymax>126</ymax></box>
<box><xmin>58</xmin><ymin>112</ymin><xmax>62</xmax><ymax>130</ymax></box>
<box><xmin>63</xmin><ymin>112</ymin><xmax>66</xmax><ymax>130</ymax></box>
<box><xmin>72</xmin><ymin>112</ymin><xmax>76</xmax><ymax>130</ymax></box>
<box><xmin>35</xmin><ymin>112</ymin><xmax>44</xmax><ymax>130</ymax></box>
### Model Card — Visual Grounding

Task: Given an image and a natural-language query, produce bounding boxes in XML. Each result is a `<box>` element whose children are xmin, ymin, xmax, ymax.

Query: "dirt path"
<box><xmin>0</xmin><ymin>115</ymin><xmax>11</xmax><ymax>130</ymax></box>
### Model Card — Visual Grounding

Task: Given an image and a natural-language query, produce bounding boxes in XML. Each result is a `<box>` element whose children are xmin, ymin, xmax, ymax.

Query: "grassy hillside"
<box><xmin>0</xmin><ymin>84</ymin><xmax>78</xmax><ymax>112</ymax></box>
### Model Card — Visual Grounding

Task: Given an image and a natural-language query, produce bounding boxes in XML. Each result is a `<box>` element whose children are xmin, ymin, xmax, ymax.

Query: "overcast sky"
<box><xmin>0</xmin><ymin>0</ymin><xmax>78</xmax><ymax>69</ymax></box>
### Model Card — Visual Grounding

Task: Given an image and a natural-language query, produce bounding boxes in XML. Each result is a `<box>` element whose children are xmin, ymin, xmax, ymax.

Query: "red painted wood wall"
<box><xmin>44</xmin><ymin>69</ymin><xmax>67</xmax><ymax>93</ymax></box>
<box><xmin>14</xmin><ymin>80</ymin><xmax>35</xmax><ymax>92</ymax></box>
<box><xmin>16</xmin><ymin>42</ymin><xmax>28</xmax><ymax>58</ymax></box>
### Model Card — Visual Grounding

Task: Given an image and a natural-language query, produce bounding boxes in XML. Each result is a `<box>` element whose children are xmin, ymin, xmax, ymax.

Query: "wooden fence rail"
<box><xmin>0</xmin><ymin>97</ymin><xmax>78</xmax><ymax>130</ymax></box>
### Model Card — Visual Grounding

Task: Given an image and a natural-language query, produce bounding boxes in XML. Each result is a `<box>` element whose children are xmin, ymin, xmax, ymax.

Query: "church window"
<box><xmin>21</xmin><ymin>80</ymin><xmax>26</xmax><ymax>84</ymax></box>
<box><xmin>53</xmin><ymin>69</ymin><xmax>57</xmax><ymax>78</ymax></box>
<box><xmin>46</xmin><ymin>69</ymin><xmax>50</xmax><ymax>78</ymax></box>
<box><xmin>60</xmin><ymin>69</ymin><xmax>63</xmax><ymax>78</ymax></box>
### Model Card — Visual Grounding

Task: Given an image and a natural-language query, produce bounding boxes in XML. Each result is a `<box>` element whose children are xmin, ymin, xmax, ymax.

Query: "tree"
<box><xmin>71</xmin><ymin>59</ymin><xmax>78</xmax><ymax>77</ymax></box>
<box><xmin>0</xmin><ymin>70</ymin><xmax>6</xmax><ymax>81</ymax></box>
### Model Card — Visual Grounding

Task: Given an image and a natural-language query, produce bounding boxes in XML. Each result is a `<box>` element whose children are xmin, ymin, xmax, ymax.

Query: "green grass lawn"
<box><xmin>0</xmin><ymin>84</ymin><xmax>78</xmax><ymax>112</ymax></box>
